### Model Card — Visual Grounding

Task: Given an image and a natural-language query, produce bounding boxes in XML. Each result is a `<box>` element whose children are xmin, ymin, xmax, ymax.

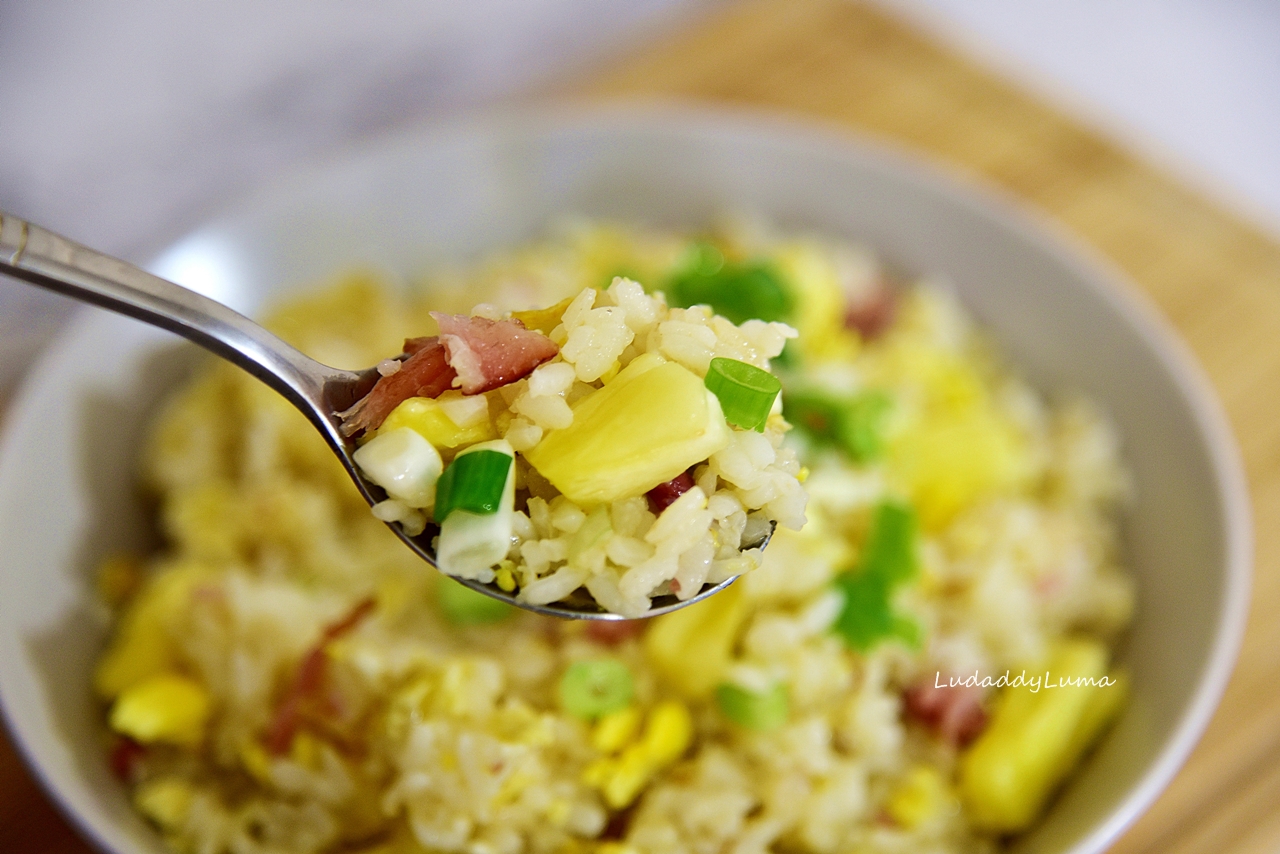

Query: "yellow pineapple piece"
<box><xmin>525</xmin><ymin>354</ymin><xmax>731</xmax><ymax>504</ymax></box>
<box><xmin>772</xmin><ymin>240</ymin><xmax>859</xmax><ymax>363</ymax></box>
<box><xmin>959</xmin><ymin>639</ymin><xmax>1126</xmax><ymax>833</ymax></box>
<box><xmin>643</xmin><ymin>583</ymin><xmax>747</xmax><ymax>699</ymax></box>
<box><xmin>881</xmin><ymin>341</ymin><xmax>1029</xmax><ymax>529</ymax></box>
<box><xmin>94</xmin><ymin>563</ymin><xmax>210</xmax><ymax>699</ymax></box>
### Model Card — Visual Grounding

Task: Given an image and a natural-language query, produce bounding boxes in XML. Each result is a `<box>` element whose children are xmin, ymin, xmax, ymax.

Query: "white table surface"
<box><xmin>2</xmin><ymin>0</ymin><xmax>1277</xmax><ymax>394</ymax></box>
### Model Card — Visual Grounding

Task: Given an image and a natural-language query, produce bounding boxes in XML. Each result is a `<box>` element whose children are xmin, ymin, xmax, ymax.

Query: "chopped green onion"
<box><xmin>704</xmin><ymin>358</ymin><xmax>782</xmax><ymax>432</ymax></box>
<box><xmin>784</xmin><ymin>389</ymin><xmax>891</xmax><ymax>462</ymax></box>
<box><xmin>435</xmin><ymin>441</ymin><xmax>517</xmax><ymax>580</ymax></box>
<box><xmin>831</xmin><ymin>501</ymin><xmax>921</xmax><ymax>651</ymax></box>
<box><xmin>558</xmin><ymin>659</ymin><xmax>635</xmax><ymax>719</ymax></box>
<box><xmin>685</xmin><ymin>241</ymin><xmax>726</xmax><ymax>276</ymax></box>
<box><xmin>669</xmin><ymin>243</ymin><xmax>793</xmax><ymax>325</ymax></box>
<box><xmin>433</xmin><ymin>449</ymin><xmax>512</xmax><ymax>523</ymax></box>
<box><xmin>860</xmin><ymin>500</ymin><xmax>917</xmax><ymax>584</ymax></box>
<box><xmin>437</xmin><ymin>577</ymin><xmax>514</xmax><ymax>625</ymax></box>
<box><xmin>715</xmin><ymin>681</ymin><xmax>789</xmax><ymax>730</ymax></box>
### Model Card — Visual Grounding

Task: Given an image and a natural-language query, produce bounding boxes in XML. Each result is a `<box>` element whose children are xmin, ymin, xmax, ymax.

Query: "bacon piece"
<box><xmin>339</xmin><ymin>338</ymin><xmax>456</xmax><ymax>436</ymax></box>
<box><xmin>585</xmin><ymin>619</ymin><xmax>646</xmax><ymax>646</ymax></box>
<box><xmin>265</xmin><ymin>598</ymin><xmax>375</xmax><ymax>755</ymax></box>
<box><xmin>646</xmin><ymin>471</ymin><xmax>695</xmax><ymax>515</ymax></box>
<box><xmin>340</xmin><ymin>316</ymin><xmax>559</xmax><ymax>437</ymax></box>
<box><xmin>903</xmin><ymin>677</ymin><xmax>988</xmax><ymax>747</ymax></box>
<box><xmin>431</xmin><ymin>313</ymin><xmax>559</xmax><ymax>395</ymax></box>
<box><xmin>844</xmin><ymin>284</ymin><xmax>898</xmax><ymax>341</ymax></box>
<box><xmin>109</xmin><ymin>736</ymin><xmax>147</xmax><ymax>782</ymax></box>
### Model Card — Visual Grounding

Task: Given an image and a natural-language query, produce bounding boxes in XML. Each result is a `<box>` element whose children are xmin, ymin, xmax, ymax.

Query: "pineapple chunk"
<box><xmin>643</xmin><ymin>582</ymin><xmax>747</xmax><ymax>699</ymax></box>
<box><xmin>882</xmin><ymin>341</ymin><xmax>1029</xmax><ymax>530</ymax></box>
<box><xmin>772</xmin><ymin>240</ymin><xmax>859</xmax><ymax>363</ymax></box>
<box><xmin>890</xmin><ymin>405</ymin><xmax>1025</xmax><ymax>530</ymax></box>
<box><xmin>378</xmin><ymin>392</ymin><xmax>495</xmax><ymax>449</ymax></box>
<box><xmin>109</xmin><ymin>673</ymin><xmax>212</xmax><ymax>748</ymax></box>
<box><xmin>524</xmin><ymin>355</ymin><xmax>731</xmax><ymax>504</ymax></box>
<box><xmin>959</xmin><ymin>639</ymin><xmax>1126</xmax><ymax>833</ymax></box>
<box><xmin>94</xmin><ymin>563</ymin><xmax>210</xmax><ymax>699</ymax></box>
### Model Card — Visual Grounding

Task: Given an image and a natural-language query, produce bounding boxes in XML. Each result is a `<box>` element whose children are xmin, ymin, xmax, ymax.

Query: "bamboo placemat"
<box><xmin>6</xmin><ymin>1</ymin><xmax>1280</xmax><ymax>851</ymax></box>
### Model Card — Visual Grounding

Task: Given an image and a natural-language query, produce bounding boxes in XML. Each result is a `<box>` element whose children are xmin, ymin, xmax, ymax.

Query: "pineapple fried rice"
<box><xmin>94</xmin><ymin>220</ymin><xmax>1135</xmax><ymax>854</ymax></box>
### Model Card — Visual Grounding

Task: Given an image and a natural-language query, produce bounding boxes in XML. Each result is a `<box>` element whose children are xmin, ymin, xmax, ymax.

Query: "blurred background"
<box><xmin>1</xmin><ymin>0</ymin><xmax>1277</xmax><ymax>389</ymax></box>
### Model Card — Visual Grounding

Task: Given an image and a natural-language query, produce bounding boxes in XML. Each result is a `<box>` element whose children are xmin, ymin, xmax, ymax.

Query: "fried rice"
<box><xmin>93</xmin><ymin>219</ymin><xmax>1135</xmax><ymax>854</ymax></box>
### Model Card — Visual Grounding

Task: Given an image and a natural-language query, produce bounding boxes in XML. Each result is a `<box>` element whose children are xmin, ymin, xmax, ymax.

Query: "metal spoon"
<box><xmin>0</xmin><ymin>211</ymin><xmax>770</xmax><ymax>619</ymax></box>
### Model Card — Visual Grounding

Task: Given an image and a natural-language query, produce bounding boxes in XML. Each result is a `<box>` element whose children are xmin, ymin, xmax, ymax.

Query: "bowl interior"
<box><xmin>0</xmin><ymin>107</ymin><xmax>1249</xmax><ymax>854</ymax></box>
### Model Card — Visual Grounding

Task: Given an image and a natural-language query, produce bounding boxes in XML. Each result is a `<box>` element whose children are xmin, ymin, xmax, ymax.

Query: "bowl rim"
<box><xmin>0</xmin><ymin>101</ymin><xmax>1253</xmax><ymax>854</ymax></box>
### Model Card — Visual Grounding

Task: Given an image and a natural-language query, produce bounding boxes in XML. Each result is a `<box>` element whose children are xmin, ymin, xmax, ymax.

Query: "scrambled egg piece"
<box><xmin>109</xmin><ymin>673</ymin><xmax>211</xmax><ymax>748</ymax></box>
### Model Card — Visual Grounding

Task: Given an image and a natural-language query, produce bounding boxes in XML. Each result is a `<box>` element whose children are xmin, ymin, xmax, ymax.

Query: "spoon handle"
<box><xmin>0</xmin><ymin>210</ymin><xmax>355</xmax><ymax>438</ymax></box>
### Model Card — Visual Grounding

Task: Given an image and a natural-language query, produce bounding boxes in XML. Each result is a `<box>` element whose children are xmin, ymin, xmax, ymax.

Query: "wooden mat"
<box><xmin>6</xmin><ymin>1</ymin><xmax>1280</xmax><ymax>851</ymax></box>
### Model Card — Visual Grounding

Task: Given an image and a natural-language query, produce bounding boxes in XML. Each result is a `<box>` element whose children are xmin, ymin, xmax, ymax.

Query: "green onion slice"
<box><xmin>783</xmin><ymin>389</ymin><xmax>891</xmax><ymax>462</ymax></box>
<box><xmin>437</xmin><ymin>577</ymin><xmax>514</xmax><ymax>625</ymax></box>
<box><xmin>669</xmin><ymin>244</ymin><xmax>793</xmax><ymax>326</ymax></box>
<box><xmin>715</xmin><ymin>681</ymin><xmax>789</xmax><ymax>730</ymax></box>
<box><xmin>831</xmin><ymin>501</ymin><xmax>921</xmax><ymax>651</ymax></box>
<box><xmin>704</xmin><ymin>358</ymin><xmax>782</xmax><ymax>432</ymax></box>
<box><xmin>860</xmin><ymin>500</ymin><xmax>917</xmax><ymax>584</ymax></box>
<box><xmin>433</xmin><ymin>449</ymin><xmax>512</xmax><ymax>523</ymax></box>
<box><xmin>558</xmin><ymin>659</ymin><xmax>635</xmax><ymax>719</ymax></box>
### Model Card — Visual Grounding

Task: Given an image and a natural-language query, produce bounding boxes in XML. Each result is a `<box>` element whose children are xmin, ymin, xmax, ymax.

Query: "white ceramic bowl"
<box><xmin>0</xmin><ymin>106</ymin><xmax>1251</xmax><ymax>854</ymax></box>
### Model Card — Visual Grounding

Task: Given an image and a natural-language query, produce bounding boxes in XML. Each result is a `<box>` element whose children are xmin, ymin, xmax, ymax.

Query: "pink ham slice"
<box><xmin>431</xmin><ymin>312</ymin><xmax>559</xmax><ymax>395</ymax></box>
<box><xmin>844</xmin><ymin>283</ymin><xmax>898</xmax><ymax>341</ymax></box>
<box><xmin>903</xmin><ymin>677</ymin><xmax>988</xmax><ymax>747</ymax></box>
<box><xmin>339</xmin><ymin>316</ymin><xmax>558</xmax><ymax>436</ymax></box>
<box><xmin>264</xmin><ymin>597</ymin><xmax>375</xmax><ymax>755</ymax></box>
<box><xmin>646</xmin><ymin>470</ymin><xmax>695</xmax><ymax>515</ymax></box>
<box><xmin>338</xmin><ymin>337</ymin><xmax>455</xmax><ymax>436</ymax></box>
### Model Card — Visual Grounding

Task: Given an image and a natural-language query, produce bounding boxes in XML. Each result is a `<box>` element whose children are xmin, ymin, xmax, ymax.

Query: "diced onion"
<box><xmin>352</xmin><ymin>427</ymin><xmax>443</xmax><ymax>509</ymax></box>
<box><xmin>703</xmin><ymin>357</ymin><xmax>782</xmax><ymax>432</ymax></box>
<box><xmin>437</xmin><ymin>392</ymin><xmax>489</xmax><ymax>428</ymax></box>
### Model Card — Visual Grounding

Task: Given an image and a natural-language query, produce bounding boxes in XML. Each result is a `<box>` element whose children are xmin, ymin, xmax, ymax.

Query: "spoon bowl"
<box><xmin>0</xmin><ymin>210</ymin><xmax>757</xmax><ymax>619</ymax></box>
